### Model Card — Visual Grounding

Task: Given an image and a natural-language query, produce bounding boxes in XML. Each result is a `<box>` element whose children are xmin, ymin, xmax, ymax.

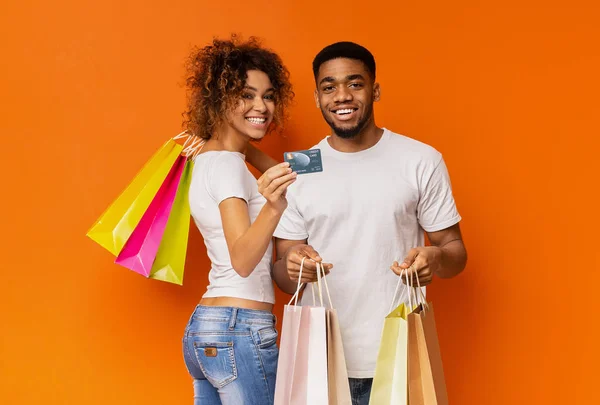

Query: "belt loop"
<box><xmin>229</xmin><ymin>308</ymin><xmax>238</xmax><ymax>330</ymax></box>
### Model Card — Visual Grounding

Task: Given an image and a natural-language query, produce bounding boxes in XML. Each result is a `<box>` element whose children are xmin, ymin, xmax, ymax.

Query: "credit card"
<box><xmin>283</xmin><ymin>149</ymin><xmax>323</xmax><ymax>175</ymax></box>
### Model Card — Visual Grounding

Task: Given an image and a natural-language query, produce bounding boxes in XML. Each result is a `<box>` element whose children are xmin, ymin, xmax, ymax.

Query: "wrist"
<box><xmin>428</xmin><ymin>246</ymin><xmax>444</xmax><ymax>275</ymax></box>
<box><xmin>263</xmin><ymin>202</ymin><xmax>285</xmax><ymax>218</ymax></box>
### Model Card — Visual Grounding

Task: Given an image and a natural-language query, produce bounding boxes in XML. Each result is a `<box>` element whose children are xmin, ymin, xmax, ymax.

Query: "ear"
<box><xmin>373</xmin><ymin>82</ymin><xmax>381</xmax><ymax>102</ymax></box>
<box><xmin>314</xmin><ymin>89</ymin><xmax>322</xmax><ymax>109</ymax></box>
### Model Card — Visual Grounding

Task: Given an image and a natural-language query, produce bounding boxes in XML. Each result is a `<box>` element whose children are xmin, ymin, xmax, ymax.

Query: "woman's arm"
<box><xmin>220</xmin><ymin>163</ymin><xmax>296</xmax><ymax>277</ymax></box>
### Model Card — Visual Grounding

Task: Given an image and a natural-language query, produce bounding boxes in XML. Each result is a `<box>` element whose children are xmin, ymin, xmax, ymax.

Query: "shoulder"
<box><xmin>195</xmin><ymin>151</ymin><xmax>248</xmax><ymax>174</ymax></box>
<box><xmin>383</xmin><ymin>129</ymin><xmax>442</xmax><ymax>166</ymax></box>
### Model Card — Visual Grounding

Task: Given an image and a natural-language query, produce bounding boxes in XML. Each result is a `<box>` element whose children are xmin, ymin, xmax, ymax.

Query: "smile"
<box><xmin>331</xmin><ymin>107</ymin><xmax>358</xmax><ymax>121</ymax></box>
<box><xmin>246</xmin><ymin>117</ymin><xmax>267</xmax><ymax>125</ymax></box>
<box><xmin>332</xmin><ymin>108</ymin><xmax>358</xmax><ymax>115</ymax></box>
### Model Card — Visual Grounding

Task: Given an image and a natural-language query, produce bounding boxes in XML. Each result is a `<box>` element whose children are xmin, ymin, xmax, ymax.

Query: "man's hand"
<box><xmin>285</xmin><ymin>244</ymin><xmax>333</xmax><ymax>283</ymax></box>
<box><xmin>390</xmin><ymin>246</ymin><xmax>443</xmax><ymax>286</ymax></box>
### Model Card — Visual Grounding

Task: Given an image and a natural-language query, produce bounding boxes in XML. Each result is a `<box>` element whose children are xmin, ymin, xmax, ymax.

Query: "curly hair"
<box><xmin>182</xmin><ymin>35</ymin><xmax>294</xmax><ymax>140</ymax></box>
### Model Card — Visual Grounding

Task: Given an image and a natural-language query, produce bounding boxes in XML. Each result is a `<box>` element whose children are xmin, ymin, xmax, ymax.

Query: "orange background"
<box><xmin>1</xmin><ymin>1</ymin><xmax>599</xmax><ymax>404</ymax></box>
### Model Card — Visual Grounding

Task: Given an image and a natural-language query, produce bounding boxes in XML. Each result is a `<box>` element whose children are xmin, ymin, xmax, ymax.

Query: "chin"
<box><xmin>247</xmin><ymin>131</ymin><xmax>268</xmax><ymax>141</ymax></box>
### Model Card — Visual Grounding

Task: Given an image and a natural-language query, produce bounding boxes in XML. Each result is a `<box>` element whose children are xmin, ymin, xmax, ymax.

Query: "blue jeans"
<box><xmin>350</xmin><ymin>378</ymin><xmax>373</xmax><ymax>405</ymax></box>
<box><xmin>182</xmin><ymin>305</ymin><xmax>279</xmax><ymax>405</ymax></box>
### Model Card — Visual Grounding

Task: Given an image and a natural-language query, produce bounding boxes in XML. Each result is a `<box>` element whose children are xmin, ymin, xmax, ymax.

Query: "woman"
<box><xmin>181</xmin><ymin>36</ymin><xmax>295</xmax><ymax>405</ymax></box>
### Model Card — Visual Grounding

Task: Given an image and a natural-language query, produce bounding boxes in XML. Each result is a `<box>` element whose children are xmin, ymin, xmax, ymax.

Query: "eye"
<box><xmin>264</xmin><ymin>93</ymin><xmax>275</xmax><ymax>101</ymax></box>
<box><xmin>242</xmin><ymin>92</ymin><xmax>254</xmax><ymax>100</ymax></box>
<box><xmin>323</xmin><ymin>86</ymin><xmax>335</xmax><ymax>92</ymax></box>
<box><xmin>349</xmin><ymin>82</ymin><xmax>363</xmax><ymax>89</ymax></box>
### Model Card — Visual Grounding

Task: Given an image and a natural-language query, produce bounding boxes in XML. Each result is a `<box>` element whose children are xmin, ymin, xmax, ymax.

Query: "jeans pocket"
<box><xmin>193</xmin><ymin>340</ymin><xmax>238</xmax><ymax>388</ymax></box>
<box><xmin>257</xmin><ymin>326</ymin><xmax>278</xmax><ymax>349</ymax></box>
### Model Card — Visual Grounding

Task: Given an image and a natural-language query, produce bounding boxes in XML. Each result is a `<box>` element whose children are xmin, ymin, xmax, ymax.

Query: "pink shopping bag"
<box><xmin>114</xmin><ymin>155</ymin><xmax>186</xmax><ymax>276</ymax></box>
<box><xmin>274</xmin><ymin>259</ymin><xmax>330</xmax><ymax>405</ymax></box>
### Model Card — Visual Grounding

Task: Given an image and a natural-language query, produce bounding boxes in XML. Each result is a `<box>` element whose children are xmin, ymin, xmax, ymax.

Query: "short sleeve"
<box><xmin>417</xmin><ymin>156</ymin><xmax>462</xmax><ymax>232</ymax></box>
<box><xmin>274</xmin><ymin>190</ymin><xmax>308</xmax><ymax>241</ymax></box>
<box><xmin>207</xmin><ymin>153</ymin><xmax>252</xmax><ymax>205</ymax></box>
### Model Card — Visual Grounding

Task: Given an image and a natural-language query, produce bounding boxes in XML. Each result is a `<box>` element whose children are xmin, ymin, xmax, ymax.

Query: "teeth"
<box><xmin>335</xmin><ymin>109</ymin><xmax>354</xmax><ymax>115</ymax></box>
<box><xmin>246</xmin><ymin>117</ymin><xmax>266</xmax><ymax>124</ymax></box>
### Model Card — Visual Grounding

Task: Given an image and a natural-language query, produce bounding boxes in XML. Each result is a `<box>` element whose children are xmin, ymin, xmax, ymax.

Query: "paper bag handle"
<box><xmin>311</xmin><ymin>262</ymin><xmax>334</xmax><ymax>309</ymax></box>
<box><xmin>388</xmin><ymin>266</ymin><xmax>428</xmax><ymax>314</ymax></box>
<box><xmin>288</xmin><ymin>257</ymin><xmax>307</xmax><ymax>306</ymax></box>
<box><xmin>410</xmin><ymin>272</ymin><xmax>429</xmax><ymax>312</ymax></box>
<box><xmin>174</xmin><ymin>131</ymin><xmax>206</xmax><ymax>159</ymax></box>
<box><xmin>287</xmin><ymin>258</ymin><xmax>334</xmax><ymax>308</ymax></box>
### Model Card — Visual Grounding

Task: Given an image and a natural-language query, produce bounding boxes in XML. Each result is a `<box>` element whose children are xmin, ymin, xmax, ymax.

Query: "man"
<box><xmin>271</xmin><ymin>42</ymin><xmax>467</xmax><ymax>405</ymax></box>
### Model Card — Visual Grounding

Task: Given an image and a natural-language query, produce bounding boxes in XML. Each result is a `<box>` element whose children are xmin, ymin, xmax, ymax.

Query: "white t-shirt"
<box><xmin>189</xmin><ymin>151</ymin><xmax>275</xmax><ymax>304</ymax></box>
<box><xmin>274</xmin><ymin>128</ymin><xmax>461</xmax><ymax>378</ymax></box>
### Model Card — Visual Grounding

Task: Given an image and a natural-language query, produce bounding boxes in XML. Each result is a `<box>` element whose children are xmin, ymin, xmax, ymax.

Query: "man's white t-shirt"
<box><xmin>274</xmin><ymin>128</ymin><xmax>461</xmax><ymax>378</ymax></box>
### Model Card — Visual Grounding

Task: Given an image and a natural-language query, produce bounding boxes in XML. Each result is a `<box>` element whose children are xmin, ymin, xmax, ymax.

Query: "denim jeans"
<box><xmin>182</xmin><ymin>305</ymin><xmax>279</xmax><ymax>405</ymax></box>
<box><xmin>349</xmin><ymin>378</ymin><xmax>373</xmax><ymax>405</ymax></box>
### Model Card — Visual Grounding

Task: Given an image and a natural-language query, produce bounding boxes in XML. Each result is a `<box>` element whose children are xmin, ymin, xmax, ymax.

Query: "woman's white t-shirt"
<box><xmin>189</xmin><ymin>151</ymin><xmax>275</xmax><ymax>304</ymax></box>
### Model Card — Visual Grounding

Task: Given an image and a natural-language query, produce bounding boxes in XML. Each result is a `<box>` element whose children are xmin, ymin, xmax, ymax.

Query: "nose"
<box><xmin>334</xmin><ymin>86</ymin><xmax>353</xmax><ymax>103</ymax></box>
<box><xmin>253</xmin><ymin>97</ymin><xmax>268</xmax><ymax>113</ymax></box>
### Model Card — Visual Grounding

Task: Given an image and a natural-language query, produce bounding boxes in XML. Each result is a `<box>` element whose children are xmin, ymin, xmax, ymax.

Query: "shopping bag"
<box><xmin>409</xmin><ymin>300</ymin><xmax>449</xmax><ymax>405</ymax></box>
<box><xmin>408</xmin><ymin>305</ymin><xmax>425</xmax><ymax>405</ymax></box>
<box><xmin>114</xmin><ymin>155</ymin><xmax>186</xmax><ymax>276</ymax></box>
<box><xmin>293</xmin><ymin>305</ymin><xmax>328</xmax><ymax>404</ymax></box>
<box><xmin>148</xmin><ymin>159</ymin><xmax>194</xmax><ymax>285</ymax></box>
<box><xmin>304</xmin><ymin>263</ymin><xmax>353</xmax><ymax>405</ymax></box>
<box><xmin>369</xmin><ymin>302</ymin><xmax>410</xmax><ymax>405</ymax></box>
<box><xmin>370</xmin><ymin>270</ymin><xmax>421</xmax><ymax>405</ymax></box>
<box><xmin>86</xmin><ymin>139</ymin><xmax>183</xmax><ymax>255</ymax></box>
<box><xmin>274</xmin><ymin>259</ymin><xmax>329</xmax><ymax>405</ymax></box>
<box><xmin>325</xmin><ymin>292</ymin><xmax>352</xmax><ymax>404</ymax></box>
<box><xmin>88</xmin><ymin>131</ymin><xmax>205</xmax><ymax>284</ymax></box>
<box><xmin>274</xmin><ymin>299</ymin><xmax>303</xmax><ymax>405</ymax></box>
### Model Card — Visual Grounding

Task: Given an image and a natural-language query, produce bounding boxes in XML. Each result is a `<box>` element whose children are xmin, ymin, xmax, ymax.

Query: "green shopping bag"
<box><xmin>86</xmin><ymin>140</ymin><xmax>183</xmax><ymax>255</ymax></box>
<box><xmin>149</xmin><ymin>159</ymin><xmax>194</xmax><ymax>285</ymax></box>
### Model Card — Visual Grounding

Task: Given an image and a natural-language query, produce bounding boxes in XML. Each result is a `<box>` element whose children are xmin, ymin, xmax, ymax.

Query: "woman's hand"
<box><xmin>257</xmin><ymin>162</ymin><xmax>297</xmax><ymax>213</ymax></box>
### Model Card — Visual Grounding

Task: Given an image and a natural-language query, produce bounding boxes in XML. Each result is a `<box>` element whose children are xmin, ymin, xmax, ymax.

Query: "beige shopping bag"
<box><xmin>408</xmin><ymin>299</ymin><xmax>449</xmax><ymax>405</ymax></box>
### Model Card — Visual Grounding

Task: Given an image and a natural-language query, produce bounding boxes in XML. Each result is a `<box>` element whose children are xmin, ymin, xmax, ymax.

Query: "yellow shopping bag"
<box><xmin>370</xmin><ymin>302</ymin><xmax>411</xmax><ymax>405</ymax></box>
<box><xmin>86</xmin><ymin>140</ymin><xmax>183</xmax><ymax>255</ymax></box>
<box><xmin>149</xmin><ymin>159</ymin><xmax>194</xmax><ymax>285</ymax></box>
<box><xmin>370</xmin><ymin>270</ymin><xmax>423</xmax><ymax>405</ymax></box>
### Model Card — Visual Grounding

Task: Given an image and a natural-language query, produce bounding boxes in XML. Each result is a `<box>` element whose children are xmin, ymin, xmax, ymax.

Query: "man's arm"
<box><xmin>273</xmin><ymin>238</ymin><xmax>333</xmax><ymax>295</ymax></box>
<box><xmin>427</xmin><ymin>223</ymin><xmax>467</xmax><ymax>278</ymax></box>
<box><xmin>246</xmin><ymin>143</ymin><xmax>279</xmax><ymax>173</ymax></box>
<box><xmin>391</xmin><ymin>223</ymin><xmax>467</xmax><ymax>285</ymax></box>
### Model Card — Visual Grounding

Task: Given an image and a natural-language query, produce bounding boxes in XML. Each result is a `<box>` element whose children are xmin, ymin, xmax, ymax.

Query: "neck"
<box><xmin>327</xmin><ymin>119</ymin><xmax>384</xmax><ymax>153</ymax></box>
<box><xmin>204</xmin><ymin>123</ymin><xmax>249</xmax><ymax>154</ymax></box>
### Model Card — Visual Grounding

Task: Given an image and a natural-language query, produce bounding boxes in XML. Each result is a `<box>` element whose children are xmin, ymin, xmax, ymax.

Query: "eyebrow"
<box><xmin>244</xmin><ymin>85</ymin><xmax>275</xmax><ymax>92</ymax></box>
<box><xmin>319</xmin><ymin>74</ymin><xmax>366</xmax><ymax>86</ymax></box>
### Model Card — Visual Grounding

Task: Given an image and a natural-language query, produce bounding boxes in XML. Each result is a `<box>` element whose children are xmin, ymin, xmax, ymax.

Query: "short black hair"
<box><xmin>312</xmin><ymin>41</ymin><xmax>376</xmax><ymax>81</ymax></box>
